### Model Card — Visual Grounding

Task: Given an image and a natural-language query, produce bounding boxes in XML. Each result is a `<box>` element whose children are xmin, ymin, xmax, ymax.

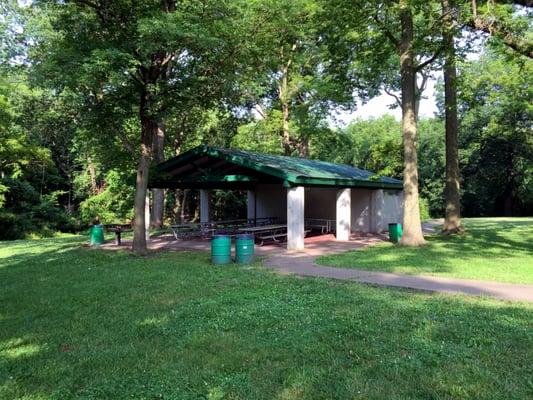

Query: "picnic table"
<box><xmin>170</xmin><ymin>217</ymin><xmax>283</xmax><ymax>241</ymax></box>
<box><xmin>105</xmin><ymin>223</ymin><xmax>132</xmax><ymax>245</ymax></box>
<box><xmin>170</xmin><ymin>223</ymin><xmax>209</xmax><ymax>239</ymax></box>
<box><xmin>305</xmin><ymin>218</ymin><xmax>335</xmax><ymax>234</ymax></box>
<box><xmin>210</xmin><ymin>219</ymin><xmax>248</xmax><ymax>234</ymax></box>
<box><xmin>238</xmin><ymin>224</ymin><xmax>288</xmax><ymax>245</ymax></box>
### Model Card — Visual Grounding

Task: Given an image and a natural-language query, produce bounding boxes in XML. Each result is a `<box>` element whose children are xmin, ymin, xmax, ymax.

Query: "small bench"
<box><xmin>257</xmin><ymin>232</ymin><xmax>288</xmax><ymax>246</ymax></box>
<box><xmin>305</xmin><ymin>219</ymin><xmax>335</xmax><ymax>234</ymax></box>
<box><xmin>105</xmin><ymin>224</ymin><xmax>133</xmax><ymax>245</ymax></box>
<box><xmin>257</xmin><ymin>229</ymin><xmax>311</xmax><ymax>246</ymax></box>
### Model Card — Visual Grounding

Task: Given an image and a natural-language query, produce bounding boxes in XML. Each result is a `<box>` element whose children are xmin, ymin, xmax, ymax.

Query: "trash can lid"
<box><xmin>212</xmin><ymin>234</ymin><xmax>230</xmax><ymax>239</ymax></box>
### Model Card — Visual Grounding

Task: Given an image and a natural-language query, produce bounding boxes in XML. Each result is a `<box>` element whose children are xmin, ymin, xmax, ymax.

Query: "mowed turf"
<box><xmin>0</xmin><ymin>235</ymin><xmax>532</xmax><ymax>399</ymax></box>
<box><xmin>319</xmin><ymin>218</ymin><xmax>533</xmax><ymax>284</ymax></box>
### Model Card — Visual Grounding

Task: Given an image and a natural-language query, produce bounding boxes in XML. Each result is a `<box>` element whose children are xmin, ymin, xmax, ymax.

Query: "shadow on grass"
<box><xmin>318</xmin><ymin>219</ymin><xmax>533</xmax><ymax>283</ymax></box>
<box><xmin>0</xmin><ymin>238</ymin><xmax>532</xmax><ymax>399</ymax></box>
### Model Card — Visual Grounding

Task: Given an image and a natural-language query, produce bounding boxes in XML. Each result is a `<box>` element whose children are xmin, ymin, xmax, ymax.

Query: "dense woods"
<box><xmin>0</xmin><ymin>0</ymin><xmax>531</xmax><ymax>248</ymax></box>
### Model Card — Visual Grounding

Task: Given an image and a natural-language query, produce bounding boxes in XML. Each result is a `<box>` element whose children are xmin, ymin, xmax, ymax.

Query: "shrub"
<box><xmin>79</xmin><ymin>170</ymin><xmax>134</xmax><ymax>224</ymax></box>
<box><xmin>419</xmin><ymin>197</ymin><xmax>431</xmax><ymax>221</ymax></box>
<box><xmin>0</xmin><ymin>212</ymin><xmax>31</xmax><ymax>240</ymax></box>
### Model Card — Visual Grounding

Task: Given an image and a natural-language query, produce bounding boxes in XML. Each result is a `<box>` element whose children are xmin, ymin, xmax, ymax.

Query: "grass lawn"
<box><xmin>318</xmin><ymin>218</ymin><xmax>533</xmax><ymax>284</ymax></box>
<box><xmin>1</xmin><ymin>236</ymin><xmax>532</xmax><ymax>399</ymax></box>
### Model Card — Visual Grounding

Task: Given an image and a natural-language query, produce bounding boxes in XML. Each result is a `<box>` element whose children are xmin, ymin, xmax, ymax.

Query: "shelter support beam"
<box><xmin>287</xmin><ymin>186</ymin><xmax>305</xmax><ymax>250</ymax></box>
<box><xmin>200</xmin><ymin>189</ymin><xmax>212</xmax><ymax>223</ymax></box>
<box><xmin>336</xmin><ymin>188</ymin><xmax>351</xmax><ymax>241</ymax></box>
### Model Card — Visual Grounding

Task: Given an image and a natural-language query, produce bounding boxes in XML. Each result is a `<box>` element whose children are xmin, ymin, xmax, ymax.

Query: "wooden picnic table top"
<box><xmin>104</xmin><ymin>223</ymin><xmax>132</xmax><ymax>231</ymax></box>
<box><xmin>238</xmin><ymin>224</ymin><xmax>287</xmax><ymax>233</ymax></box>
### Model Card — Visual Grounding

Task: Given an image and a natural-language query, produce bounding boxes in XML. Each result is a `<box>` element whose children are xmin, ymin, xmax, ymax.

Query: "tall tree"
<box><xmin>398</xmin><ymin>0</ymin><xmax>426</xmax><ymax>245</ymax></box>
<box><xmin>30</xmin><ymin>0</ymin><xmax>246</xmax><ymax>254</ymax></box>
<box><xmin>441</xmin><ymin>0</ymin><xmax>463</xmax><ymax>234</ymax></box>
<box><xmin>458</xmin><ymin>51</ymin><xmax>532</xmax><ymax>216</ymax></box>
<box><xmin>240</xmin><ymin>0</ymin><xmax>351</xmax><ymax>157</ymax></box>
<box><xmin>150</xmin><ymin>123</ymin><xmax>165</xmax><ymax>229</ymax></box>
<box><xmin>321</xmin><ymin>0</ymin><xmax>447</xmax><ymax>245</ymax></box>
<box><xmin>440</xmin><ymin>0</ymin><xmax>531</xmax><ymax>233</ymax></box>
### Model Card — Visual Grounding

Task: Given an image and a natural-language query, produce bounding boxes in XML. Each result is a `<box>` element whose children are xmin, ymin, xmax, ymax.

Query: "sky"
<box><xmin>329</xmin><ymin>78</ymin><xmax>439</xmax><ymax>127</ymax></box>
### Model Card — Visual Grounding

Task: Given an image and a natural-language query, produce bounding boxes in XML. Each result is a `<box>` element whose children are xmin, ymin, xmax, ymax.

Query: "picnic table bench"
<box><xmin>305</xmin><ymin>218</ymin><xmax>336</xmax><ymax>234</ymax></box>
<box><xmin>105</xmin><ymin>224</ymin><xmax>132</xmax><ymax>245</ymax></box>
<box><xmin>170</xmin><ymin>217</ymin><xmax>284</xmax><ymax>241</ymax></box>
<box><xmin>239</xmin><ymin>224</ymin><xmax>288</xmax><ymax>245</ymax></box>
<box><xmin>170</xmin><ymin>223</ymin><xmax>210</xmax><ymax>239</ymax></box>
<box><xmin>238</xmin><ymin>224</ymin><xmax>311</xmax><ymax>246</ymax></box>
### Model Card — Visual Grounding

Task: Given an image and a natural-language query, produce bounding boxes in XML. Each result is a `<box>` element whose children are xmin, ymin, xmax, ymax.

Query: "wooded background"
<box><xmin>0</xmin><ymin>0</ymin><xmax>531</xmax><ymax>246</ymax></box>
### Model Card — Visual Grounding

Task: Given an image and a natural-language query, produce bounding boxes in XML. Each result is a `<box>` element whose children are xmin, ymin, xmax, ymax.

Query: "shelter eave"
<box><xmin>149</xmin><ymin>174</ymin><xmax>280</xmax><ymax>190</ymax></box>
<box><xmin>290</xmin><ymin>176</ymin><xmax>403</xmax><ymax>190</ymax></box>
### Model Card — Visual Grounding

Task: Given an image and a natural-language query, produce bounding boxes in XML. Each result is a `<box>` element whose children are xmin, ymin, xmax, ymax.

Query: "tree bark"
<box><xmin>132</xmin><ymin>89</ymin><xmax>155</xmax><ymax>255</ymax></box>
<box><xmin>468</xmin><ymin>0</ymin><xmax>533</xmax><ymax>58</ymax></box>
<box><xmin>87</xmin><ymin>157</ymin><xmax>98</xmax><ymax>194</ymax></box>
<box><xmin>298</xmin><ymin>137</ymin><xmax>309</xmax><ymax>158</ymax></box>
<box><xmin>280</xmin><ymin>64</ymin><xmax>292</xmax><ymax>156</ymax></box>
<box><xmin>150</xmin><ymin>122</ymin><xmax>165</xmax><ymax>229</ymax></box>
<box><xmin>399</xmin><ymin>0</ymin><xmax>426</xmax><ymax>246</ymax></box>
<box><xmin>442</xmin><ymin>0</ymin><xmax>464</xmax><ymax>234</ymax></box>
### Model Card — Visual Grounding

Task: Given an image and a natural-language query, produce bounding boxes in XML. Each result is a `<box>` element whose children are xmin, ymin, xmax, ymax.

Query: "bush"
<box><xmin>79</xmin><ymin>170</ymin><xmax>134</xmax><ymax>224</ymax></box>
<box><xmin>0</xmin><ymin>212</ymin><xmax>31</xmax><ymax>240</ymax></box>
<box><xmin>419</xmin><ymin>197</ymin><xmax>431</xmax><ymax>221</ymax></box>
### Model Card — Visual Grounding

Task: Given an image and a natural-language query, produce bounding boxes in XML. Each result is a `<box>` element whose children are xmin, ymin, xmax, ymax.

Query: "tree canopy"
<box><xmin>0</xmin><ymin>0</ymin><xmax>531</xmax><ymax>243</ymax></box>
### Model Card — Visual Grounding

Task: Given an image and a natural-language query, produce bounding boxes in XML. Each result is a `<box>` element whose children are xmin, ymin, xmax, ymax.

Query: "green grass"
<box><xmin>318</xmin><ymin>218</ymin><xmax>533</xmax><ymax>284</ymax></box>
<box><xmin>1</xmin><ymin>235</ymin><xmax>532</xmax><ymax>399</ymax></box>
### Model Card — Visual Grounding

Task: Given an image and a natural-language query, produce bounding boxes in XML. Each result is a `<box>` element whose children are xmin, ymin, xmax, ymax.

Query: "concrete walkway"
<box><xmin>264</xmin><ymin>249</ymin><xmax>533</xmax><ymax>303</ymax></box>
<box><xmin>101</xmin><ymin>233</ymin><xmax>533</xmax><ymax>303</ymax></box>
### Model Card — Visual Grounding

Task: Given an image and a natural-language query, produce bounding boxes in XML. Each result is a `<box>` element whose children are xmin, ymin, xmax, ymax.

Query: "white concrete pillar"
<box><xmin>370</xmin><ymin>189</ymin><xmax>385</xmax><ymax>233</ymax></box>
<box><xmin>336</xmin><ymin>188</ymin><xmax>351</xmax><ymax>241</ymax></box>
<box><xmin>199</xmin><ymin>189</ymin><xmax>212</xmax><ymax>223</ymax></box>
<box><xmin>144</xmin><ymin>190</ymin><xmax>150</xmax><ymax>241</ymax></box>
<box><xmin>247</xmin><ymin>190</ymin><xmax>256</xmax><ymax>222</ymax></box>
<box><xmin>287</xmin><ymin>186</ymin><xmax>305</xmax><ymax>250</ymax></box>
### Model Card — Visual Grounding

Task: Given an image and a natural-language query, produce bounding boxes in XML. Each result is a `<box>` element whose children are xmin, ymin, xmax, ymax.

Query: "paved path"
<box><xmin>101</xmin><ymin>233</ymin><xmax>533</xmax><ymax>303</ymax></box>
<box><xmin>264</xmin><ymin>250</ymin><xmax>533</xmax><ymax>303</ymax></box>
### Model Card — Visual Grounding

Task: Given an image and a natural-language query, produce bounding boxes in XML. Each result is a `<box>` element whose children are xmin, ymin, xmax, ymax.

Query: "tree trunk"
<box><xmin>298</xmin><ymin>137</ymin><xmax>309</xmax><ymax>158</ymax></box>
<box><xmin>88</xmin><ymin>157</ymin><xmax>98</xmax><ymax>194</ymax></box>
<box><xmin>442</xmin><ymin>0</ymin><xmax>463</xmax><ymax>234</ymax></box>
<box><xmin>399</xmin><ymin>0</ymin><xmax>426</xmax><ymax>246</ymax></box>
<box><xmin>280</xmin><ymin>66</ymin><xmax>292</xmax><ymax>156</ymax></box>
<box><xmin>150</xmin><ymin>122</ymin><xmax>165</xmax><ymax>229</ymax></box>
<box><xmin>503</xmin><ymin>148</ymin><xmax>515</xmax><ymax>216</ymax></box>
<box><xmin>132</xmin><ymin>90</ymin><xmax>155</xmax><ymax>255</ymax></box>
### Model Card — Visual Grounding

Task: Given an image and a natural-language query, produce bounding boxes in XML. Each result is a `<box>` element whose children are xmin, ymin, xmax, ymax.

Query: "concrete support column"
<box><xmin>199</xmin><ymin>189</ymin><xmax>212</xmax><ymax>223</ymax></box>
<box><xmin>336</xmin><ymin>188</ymin><xmax>351</xmax><ymax>241</ymax></box>
<box><xmin>370</xmin><ymin>189</ymin><xmax>385</xmax><ymax>233</ymax></box>
<box><xmin>287</xmin><ymin>186</ymin><xmax>305</xmax><ymax>250</ymax></box>
<box><xmin>247</xmin><ymin>190</ymin><xmax>256</xmax><ymax>222</ymax></box>
<box><xmin>144</xmin><ymin>190</ymin><xmax>151</xmax><ymax>241</ymax></box>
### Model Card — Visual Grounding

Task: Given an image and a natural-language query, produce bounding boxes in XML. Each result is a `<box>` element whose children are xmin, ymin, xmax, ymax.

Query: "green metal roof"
<box><xmin>151</xmin><ymin>145</ymin><xmax>403</xmax><ymax>190</ymax></box>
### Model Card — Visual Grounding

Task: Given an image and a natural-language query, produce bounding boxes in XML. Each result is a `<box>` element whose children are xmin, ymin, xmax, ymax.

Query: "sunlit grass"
<box><xmin>0</xmin><ymin>234</ymin><xmax>532</xmax><ymax>399</ymax></box>
<box><xmin>318</xmin><ymin>218</ymin><xmax>533</xmax><ymax>284</ymax></box>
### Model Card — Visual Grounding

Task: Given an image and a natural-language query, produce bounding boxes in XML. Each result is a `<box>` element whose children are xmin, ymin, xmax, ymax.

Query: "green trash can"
<box><xmin>211</xmin><ymin>234</ymin><xmax>231</xmax><ymax>265</ymax></box>
<box><xmin>235</xmin><ymin>234</ymin><xmax>255</xmax><ymax>264</ymax></box>
<box><xmin>388</xmin><ymin>223</ymin><xmax>403</xmax><ymax>244</ymax></box>
<box><xmin>90</xmin><ymin>224</ymin><xmax>105</xmax><ymax>246</ymax></box>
